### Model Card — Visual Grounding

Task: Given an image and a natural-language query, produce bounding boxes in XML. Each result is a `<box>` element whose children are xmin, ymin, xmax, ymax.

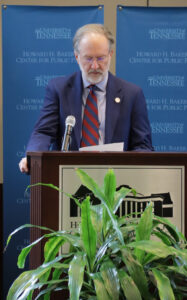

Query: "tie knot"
<box><xmin>88</xmin><ymin>85</ymin><xmax>96</xmax><ymax>92</ymax></box>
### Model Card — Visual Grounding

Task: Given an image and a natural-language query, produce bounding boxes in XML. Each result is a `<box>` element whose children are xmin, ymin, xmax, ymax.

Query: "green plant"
<box><xmin>6</xmin><ymin>169</ymin><xmax>187</xmax><ymax>300</ymax></box>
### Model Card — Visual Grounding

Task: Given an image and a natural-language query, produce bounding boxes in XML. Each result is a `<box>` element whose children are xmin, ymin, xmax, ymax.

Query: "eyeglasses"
<box><xmin>82</xmin><ymin>55</ymin><xmax>108</xmax><ymax>64</ymax></box>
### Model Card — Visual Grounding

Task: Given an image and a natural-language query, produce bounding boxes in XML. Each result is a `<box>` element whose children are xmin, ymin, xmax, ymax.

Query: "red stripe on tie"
<box><xmin>84</xmin><ymin>109</ymin><xmax>99</xmax><ymax>129</ymax></box>
<box><xmin>82</xmin><ymin>130</ymin><xmax>96</xmax><ymax>145</ymax></box>
<box><xmin>82</xmin><ymin>119</ymin><xmax>99</xmax><ymax>140</ymax></box>
<box><xmin>87</xmin><ymin>99</ymin><xmax>98</xmax><ymax>116</ymax></box>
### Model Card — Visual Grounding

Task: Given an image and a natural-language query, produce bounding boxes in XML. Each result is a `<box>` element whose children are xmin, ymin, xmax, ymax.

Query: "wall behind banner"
<box><xmin>0</xmin><ymin>0</ymin><xmax>187</xmax><ymax>298</ymax></box>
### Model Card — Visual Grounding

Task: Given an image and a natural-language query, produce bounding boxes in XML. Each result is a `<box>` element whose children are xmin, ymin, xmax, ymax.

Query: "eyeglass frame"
<box><xmin>80</xmin><ymin>54</ymin><xmax>110</xmax><ymax>64</ymax></box>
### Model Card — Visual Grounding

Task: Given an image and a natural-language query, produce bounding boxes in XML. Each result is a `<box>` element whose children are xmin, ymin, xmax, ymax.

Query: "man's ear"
<box><xmin>74</xmin><ymin>51</ymin><xmax>79</xmax><ymax>64</ymax></box>
<box><xmin>109</xmin><ymin>49</ymin><xmax>114</xmax><ymax>58</ymax></box>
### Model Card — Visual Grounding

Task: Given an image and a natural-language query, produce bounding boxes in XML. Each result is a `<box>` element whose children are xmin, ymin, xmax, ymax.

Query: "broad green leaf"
<box><xmin>154</xmin><ymin>215</ymin><xmax>186</xmax><ymax>243</ymax></box>
<box><xmin>7</xmin><ymin>255</ymin><xmax>63</xmax><ymax>300</ymax></box>
<box><xmin>103</xmin><ymin>170</ymin><xmax>116</xmax><ymax>235</ymax></box>
<box><xmin>95</xmin><ymin>236</ymin><xmax>113</xmax><ymax>264</ymax></box>
<box><xmin>136</xmin><ymin>202</ymin><xmax>153</xmax><ymax>241</ymax></box>
<box><xmin>91</xmin><ymin>273</ymin><xmax>111</xmax><ymax>300</ymax></box>
<box><xmin>128</xmin><ymin>240</ymin><xmax>178</xmax><ymax>260</ymax></box>
<box><xmin>49</xmin><ymin>262</ymin><xmax>69</xmax><ymax>269</ymax></box>
<box><xmin>135</xmin><ymin>202</ymin><xmax>153</xmax><ymax>263</ymax></box>
<box><xmin>19</xmin><ymin>278</ymin><xmax>66</xmax><ymax>300</ymax></box>
<box><xmin>27</xmin><ymin>182</ymin><xmax>82</xmax><ymax>208</ymax></box>
<box><xmin>68</xmin><ymin>253</ymin><xmax>86</xmax><ymax>300</ymax></box>
<box><xmin>113</xmin><ymin>187</ymin><xmax>135</xmax><ymax>214</ymax></box>
<box><xmin>152</xmin><ymin>268</ymin><xmax>175</xmax><ymax>300</ymax></box>
<box><xmin>7</xmin><ymin>270</ymin><xmax>36</xmax><ymax>300</ymax></box>
<box><xmin>153</xmin><ymin>229</ymin><xmax>173</xmax><ymax>246</ymax></box>
<box><xmin>81</xmin><ymin>197</ymin><xmax>97</xmax><ymax>270</ymax></box>
<box><xmin>5</xmin><ymin>223</ymin><xmax>55</xmax><ymax>250</ymax></box>
<box><xmin>118</xmin><ymin>269</ymin><xmax>142</xmax><ymax>300</ymax></box>
<box><xmin>18</xmin><ymin>235</ymin><xmax>46</xmax><ymax>269</ymax></box>
<box><xmin>90</xmin><ymin>204</ymin><xmax>103</xmax><ymax>244</ymax></box>
<box><xmin>43</xmin><ymin>231</ymin><xmax>81</xmax><ymax>248</ymax></box>
<box><xmin>26</xmin><ymin>182</ymin><xmax>60</xmax><ymax>192</ymax></box>
<box><xmin>58</xmin><ymin>232</ymin><xmax>81</xmax><ymax>248</ymax></box>
<box><xmin>40</xmin><ymin>236</ymin><xmax>66</xmax><ymax>283</ymax></box>
<box><xmin>76</xmin><ymin>169</ymin><xmax>124</xmax><ymax>245</ymax></box>
<box><xmin>44</xmin><ymin>236</ymin><xmax>65</xmax><ymax>262</ymax></box>
<box><xmin>100</xmin><ymin>260</ymin><xmax>120</xmax><ymax>300</ymax></box>
<box><xmin>76</xmin><ymin>169</ymin><xmax>109</xmax><ymax>206</ymax></box>
<box><xmin>121</xmin><ymin>248</ymin><xmax>150</xmax><ymax>300</ymax></box>
<box><xmin>17</xmin><ymin>230</ymin><xmax>79</xmax><ymax>269</ymax></box>
<box><xmin>103</xmin><ymin>169</ymin><xmax>116</xmax><ymax>209</ymax></box>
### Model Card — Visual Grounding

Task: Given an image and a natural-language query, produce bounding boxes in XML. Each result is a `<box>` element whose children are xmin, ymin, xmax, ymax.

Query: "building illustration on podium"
<box><xmin>70</xmin><ymin>184</ymin><xmax>173</xmax><ymax>220</ymax></box>
<box><xmin>59</xmin><ymin>165</ymin><xmax>183</xmax><ymax>240</ymax></box>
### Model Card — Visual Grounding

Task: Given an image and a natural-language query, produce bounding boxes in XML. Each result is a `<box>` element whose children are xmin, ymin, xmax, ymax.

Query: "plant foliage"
<box><xmin>6</xmin><ymin>169</ymin><xmax>187</xmax><ymax>300</ymax></box>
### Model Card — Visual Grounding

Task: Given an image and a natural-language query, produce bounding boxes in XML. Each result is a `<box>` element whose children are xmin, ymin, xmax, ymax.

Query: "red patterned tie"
<box><xmin>81</xmin><ymin>85</ymin><xmax>99</xmax><ymax>147</ymax></box>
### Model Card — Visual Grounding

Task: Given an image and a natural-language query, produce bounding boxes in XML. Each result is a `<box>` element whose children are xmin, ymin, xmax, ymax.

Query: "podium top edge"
<box><xmin>27</xmin><ymin>151</ymin><xmax>187</xmax><ymax>157</ymax></box>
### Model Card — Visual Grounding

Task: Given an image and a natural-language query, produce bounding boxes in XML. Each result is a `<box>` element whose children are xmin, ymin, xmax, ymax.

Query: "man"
<box><xmin>19</xmin><ymin>23</ymin><xmax>153</xmax><ymax>173</ymax></box>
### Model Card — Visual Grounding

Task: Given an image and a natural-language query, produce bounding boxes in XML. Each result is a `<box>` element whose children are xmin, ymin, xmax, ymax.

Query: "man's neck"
<box><xmin>82</xmin><ymin>72</ymin><xmax>108</xmax><ymax>91</ymax></box>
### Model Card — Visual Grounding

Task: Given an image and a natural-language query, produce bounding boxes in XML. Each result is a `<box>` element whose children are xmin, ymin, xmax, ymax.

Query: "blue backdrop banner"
<box><xmin>2</xmin><ymin>5</ymin><xmax>103</xmax><ymax>296</ymax></box>
<box><xmin>117</xmin><ymin>7</ymin><xmax>187</xmax><ymax>152</ymax></box>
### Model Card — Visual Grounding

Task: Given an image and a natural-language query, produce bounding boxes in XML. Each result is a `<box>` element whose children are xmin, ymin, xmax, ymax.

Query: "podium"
<box><xmin>28</xmin><ymin>151</ymin><xmax>187</xmax><ymax>270</ymax></box>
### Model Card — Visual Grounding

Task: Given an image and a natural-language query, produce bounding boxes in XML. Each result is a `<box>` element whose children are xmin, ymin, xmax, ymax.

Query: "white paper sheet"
<box><xmin>79</xmin><ymin>142</ymin><xmax>124</xmax><ymax>152</ymax></box>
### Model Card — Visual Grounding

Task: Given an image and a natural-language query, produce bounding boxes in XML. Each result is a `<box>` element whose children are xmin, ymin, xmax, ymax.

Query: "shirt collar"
<box><xmin>82</xmin><ymin>72</ymin><xmax>108</xmax><ymax>92</ymax></box>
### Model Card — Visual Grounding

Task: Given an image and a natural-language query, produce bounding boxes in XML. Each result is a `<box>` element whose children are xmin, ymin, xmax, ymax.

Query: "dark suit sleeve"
<box><xmin>26</xmin><ymin>80</ymin><xmax>62</xmax><ymax>151</ymax></box>
<box><xmin>129</xmin><ymin>88</ymin><xmax>154</xmax><ymax>151</ymax></box>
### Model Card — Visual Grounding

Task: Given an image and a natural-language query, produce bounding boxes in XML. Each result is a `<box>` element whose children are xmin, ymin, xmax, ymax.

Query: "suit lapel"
<box><xmin>105</xmin><ymin>73</ymin><xmax>122</xmax><ymax>144</ymax></box>
<box><xmin>66</xmin><ymin>72</ymin><xmax>83</xmax><ymax>148</ymax></box>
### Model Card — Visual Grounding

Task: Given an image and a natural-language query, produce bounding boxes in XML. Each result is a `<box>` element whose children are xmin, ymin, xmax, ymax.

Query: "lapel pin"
<box><xmin>115</xmin><ymin>97</ymin><xmax>121</xmax><ymax>103</ymax></box>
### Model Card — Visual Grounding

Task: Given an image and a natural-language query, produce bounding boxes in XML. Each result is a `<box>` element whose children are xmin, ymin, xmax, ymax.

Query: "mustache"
<box><xmin>88</xmin><ymin>69</ymin><xmax>103</xmax><ymax>74</ymax></box>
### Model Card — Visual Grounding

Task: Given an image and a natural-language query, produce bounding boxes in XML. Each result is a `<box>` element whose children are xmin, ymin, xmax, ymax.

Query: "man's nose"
<box><xmin>91</xmin><ymin>59</ymin><xmax>99</xmax><ymax>69</ymax></box>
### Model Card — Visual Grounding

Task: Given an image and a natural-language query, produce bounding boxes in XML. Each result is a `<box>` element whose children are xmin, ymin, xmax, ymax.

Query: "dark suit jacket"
<box><xmin>26</xmin><ymin>71</ymin><xmax>153</xmax><ymax>151</ymax></box>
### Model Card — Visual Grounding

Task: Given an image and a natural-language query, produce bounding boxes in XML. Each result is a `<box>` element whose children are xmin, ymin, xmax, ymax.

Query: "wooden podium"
<box><xmin>28</xmin><ymin>151</ymin><xmax>187</xmax><ymax>271</ymax></box>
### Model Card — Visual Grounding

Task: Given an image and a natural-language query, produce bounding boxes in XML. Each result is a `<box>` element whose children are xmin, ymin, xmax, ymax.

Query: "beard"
<box><xmin>86</xmin><ymin>70</ymin><xmax>105</xmax><ymax>84</ymax></box>
<box><xmin>79</xmin><ymin>60</ymin><xmax>110</xmax><ymax>84</ymax></box>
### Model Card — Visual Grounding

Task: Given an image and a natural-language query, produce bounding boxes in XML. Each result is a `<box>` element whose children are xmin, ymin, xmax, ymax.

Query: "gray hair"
<box><xmin>73</xmin><ymin>23</ymin><xmax>114</xmax><ymax>53</ymax></box>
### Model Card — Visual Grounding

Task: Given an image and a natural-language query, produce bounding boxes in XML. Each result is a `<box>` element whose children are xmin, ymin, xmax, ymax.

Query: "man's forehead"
<box><xmin>81</xmin><ymin>32</ymin><xmax>108</xmax><ymax>43</ymax></box>
<box><xmin>79</xmin><ymin>33</ymin><xmax>109</xmax><ymax>52</ymax></box>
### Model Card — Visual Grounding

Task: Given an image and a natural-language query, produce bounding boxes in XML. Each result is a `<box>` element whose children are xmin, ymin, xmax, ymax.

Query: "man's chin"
<box><xmin>87</xmin><ymin>73</ymin><xmax>103</xmax><ymax>84</ymax></box>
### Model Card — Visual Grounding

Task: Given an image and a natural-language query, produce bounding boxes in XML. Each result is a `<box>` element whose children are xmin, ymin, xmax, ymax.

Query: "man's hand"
<box><xmin>19</xmin><ymin>157</ymin><xmax>29</xmax><ymax>173</ymax></box>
